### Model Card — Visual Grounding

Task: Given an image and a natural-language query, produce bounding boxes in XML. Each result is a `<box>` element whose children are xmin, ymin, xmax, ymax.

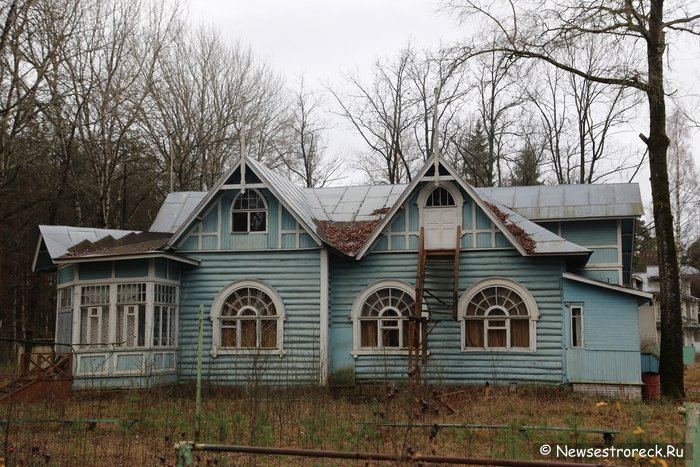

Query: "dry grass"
<box><xmin>0</xmin><ymin>379</ymin><xmax>687</xmax><ymax>466</ymax></box>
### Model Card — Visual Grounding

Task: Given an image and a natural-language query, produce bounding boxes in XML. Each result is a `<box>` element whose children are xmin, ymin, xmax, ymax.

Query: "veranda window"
<box><xmin>153</xmin><ymin>284</ymin><xmax>177</xmax><ymax>347</ymax></box>
<box><xmin>80</xmin><ymin>285</ymin><xmax>110</xmax><ymax>349</ymax></box>
<box><xmin>116</xmin><ymin>283</ymin><xmax>146</xmax><ymax>347</ymax></box>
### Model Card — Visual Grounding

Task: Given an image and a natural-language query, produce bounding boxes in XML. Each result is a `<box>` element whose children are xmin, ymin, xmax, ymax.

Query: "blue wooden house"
<box><xmin>33</xmin><ymin>157</ymin><xmax>651</xmax><ymax>397</ymax></box>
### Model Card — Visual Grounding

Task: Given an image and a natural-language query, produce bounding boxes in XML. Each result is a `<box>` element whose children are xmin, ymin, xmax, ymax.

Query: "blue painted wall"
<box><xmin>329</xmin><ymin>250</ymin><xmax>566</xmax><ymax>385</ymax></box>
<box><xmin>179</xmin><ymin>188</ymin><xmax>315</xmax><ymax>251</ymax></box>
<box><xmin>541</xmin><ymin>220</ymin><xmax>622</xmax><ymax>285</ymax></box>
<box><xmin>178</xmin><ymin>250</ymin><xmax>322</xmax><ymax>386</ymax></box>
<box><xmin>562</xmin><ymin>278</ymin><xmax>641</xmax><ymax>384</ymax></box>
<box><xmin>373</xmin><ymin>182</ymin><xmax>513</xmax><ymax>252</ymax></box>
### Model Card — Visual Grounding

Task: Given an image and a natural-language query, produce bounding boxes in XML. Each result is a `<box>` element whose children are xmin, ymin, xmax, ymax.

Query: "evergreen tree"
<box><xmin>509</xmin><ymin>143</ymin><xmax>542</xmax><ymax>186</ymax></box>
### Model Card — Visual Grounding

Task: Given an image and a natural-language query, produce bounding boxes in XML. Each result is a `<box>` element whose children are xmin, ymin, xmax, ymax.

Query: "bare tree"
<box><xmin>407</xmin><ymin>48</ymin><xmax>469</xmax><ymax>162</ymax></box>
<box><xmin>145</xmin><ymin>27</ymin><xmax>288</xmax><ymax>192</ymax></box>
<box><xmin>277</xmin><ymin>77</ymin><xmax>342</xmax><ymax>188</ymax></box>
<box><xmin>444</xmin><ymin>0</ymin><xmax>700</xmax><ymax>398</ymax></box>
<box><xmin>330</xmin><ymin>46</ymin><xmax>421</xmax><ymax>184</ymax></box>
<box><xmin>667</xmin><ymin>109</ymin><xmax>700</xmax><ymax>256</ymax></box>
<box><xmin>472</xmin><ymin>45</ymin><xmax>525</xmax><ymax>186</ymax></box>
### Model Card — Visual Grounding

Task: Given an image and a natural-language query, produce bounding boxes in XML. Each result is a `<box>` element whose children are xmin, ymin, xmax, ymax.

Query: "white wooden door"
<box><xmin>424</xmin><ymin>207</ymin><xmax>458</xmax><ymax>249</ymax></box>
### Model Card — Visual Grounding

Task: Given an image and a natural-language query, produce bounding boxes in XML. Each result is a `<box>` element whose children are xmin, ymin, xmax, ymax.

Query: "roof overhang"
<box><xmin>563</xmin><ymin>272</ymin><xmax>653</xmax><ymax>304</ymax></box>
<box><xmin>54</xmin><ymin>252</ymin><xmax>200</xmax><ymax>266</ymax></box>
<box><xmin>165</xmin><ymin>157</ymin><xmax>323</xmax><ymax>250</ymax></box>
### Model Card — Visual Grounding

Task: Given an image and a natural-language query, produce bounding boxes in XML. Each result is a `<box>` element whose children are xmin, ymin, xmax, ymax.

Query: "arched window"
<box><xmin>352</xmin><ymin>281</ymin><xmax>415</xmax><ymax>353</ymax></box>
<box><xmin>425</xmin><ymin>186</ymin><xmax>456</xmax><ymax>207</ymax></box>
<box><xmin>232</xmin><ymin>189</ymin><xmax>267</xmax><ymax>232</ymax></box>
<box><xmin>210</xmin><ymin>280</ymin><xmax>284</xmax><ymax>355</ymax></box>
<box><xmin>459</xmin><ymin>278</ymin><xmax>538</xmax><ymax>351</ymax></box>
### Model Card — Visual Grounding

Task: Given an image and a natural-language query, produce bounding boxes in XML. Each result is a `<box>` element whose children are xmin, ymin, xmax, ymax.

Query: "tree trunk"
<box><xmin>647</xmin><ymin>0</ymin><xmax>684</xmax><ymax>399</ymax></box>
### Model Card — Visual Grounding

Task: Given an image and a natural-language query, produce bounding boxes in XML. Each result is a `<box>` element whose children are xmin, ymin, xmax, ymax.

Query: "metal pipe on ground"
<box><xmin>174</xmin><ymin>442</ymin><xmax>617</xmax><ymax>467</ymax></box>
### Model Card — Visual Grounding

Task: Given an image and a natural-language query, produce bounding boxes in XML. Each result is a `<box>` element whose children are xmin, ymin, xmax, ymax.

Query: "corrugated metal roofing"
<box><xmin>38</xmin><ymin>225</ymin><xmax>139</xmax><ymax>261</ymax></box>
<box><xmin>475</xmin><ymin>184</ymin><xmax>643</xmax><ymax>220</ymax></box>
<box><xmin>149</xmin><ymin>192</ymin><xmax>207</xmax><ymax>233</ymax></box>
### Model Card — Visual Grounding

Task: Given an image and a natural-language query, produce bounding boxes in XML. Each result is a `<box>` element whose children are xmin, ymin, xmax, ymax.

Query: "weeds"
<box><xmin>0</xmin><ymin>381</ymin><xmax>688</xmax><ymax>466</ymax></box>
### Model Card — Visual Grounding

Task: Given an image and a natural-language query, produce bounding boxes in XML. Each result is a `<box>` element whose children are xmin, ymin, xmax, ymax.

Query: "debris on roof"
<box><xmin>318</xmin><ymin>220</ymin><xmax>381</xmax><ymax>256</ymax></box>
<box><xmin>371</xmin><ymin>207</ymin><xmax>391</xmax><ymax>216</ymax></box>
<box><xmin>485</xmin><ymin>202</ymin><xmax>536</xmax><ymax>253</ymax></box>
<box><xmin>62</xmin><ymin>232</ymin><xmax>172</xmax><ymax>258</ymax></box>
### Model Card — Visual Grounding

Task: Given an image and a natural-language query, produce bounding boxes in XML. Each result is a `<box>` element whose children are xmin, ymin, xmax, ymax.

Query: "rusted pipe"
<box><xmin>175</xmin><ymin>442</ymin><xmax>616</xmax><ymax>466</ymax></box>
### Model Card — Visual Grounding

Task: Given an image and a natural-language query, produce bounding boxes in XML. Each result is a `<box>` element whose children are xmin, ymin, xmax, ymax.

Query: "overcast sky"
<box><xmin>187</xmin><ymin>0</ymin><xmax>700</xmax><ymax>212</ymax></box>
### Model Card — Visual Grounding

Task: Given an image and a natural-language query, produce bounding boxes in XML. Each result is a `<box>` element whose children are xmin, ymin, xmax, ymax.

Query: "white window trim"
<box><xmin>351</xmin><ymin>279</ymin><xmax>416</xmax><ymax>357</ymax></box>
<box><xmin>570</xmin><ymin>304</ymin><xmax>584</xmax><ymax>348</ymax></box>
<box><xmin>210</xmin><ymin>279</ymin><xmax>286</xmax><ymax>357</ymax></box>
<box><xmin>458</xmin><ymin>277</ymin><xmax>539</xmax><ymax>352</ymax></box>
<box><xmin>231</xmin><ymin>188</ymin><xmax>269</xmax><ymax>234</ymax></box>
<box><xmin>416</xmin><ymin>182</ymin><xmax>464</xmax><ymax>237</ymax></box>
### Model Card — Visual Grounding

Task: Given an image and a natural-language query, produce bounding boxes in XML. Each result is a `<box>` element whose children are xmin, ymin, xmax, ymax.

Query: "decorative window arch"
<box><xmin>210</xmin><ymin>279</ymin><xmax>285</xmax><ymax>356</ymax></box>
<box><xmin>231</xmin><ymin>189</ymin><xmax>267</xmax><ymax>232</ymax></box>
<box><xmin>417</xmin><ymin>182</ymin><xmax>463</xmax><ymax>209</ymax></box>
<box><xmin>352</xmin><ymin>280</ymin><xmax>416</xmax><ymax>355</ymax></box>
<box><xmin>425</xmin><ymin>186</ymin><xmax>456</xmax><ymax>207</ymax></box>
<box><xmin>458</xmin><ymin>278</ymin><xmax>539</xmax><ymax>351</ymax></box>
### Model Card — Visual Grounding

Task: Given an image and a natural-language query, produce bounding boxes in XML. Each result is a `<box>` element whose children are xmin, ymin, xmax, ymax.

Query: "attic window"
<box><xmin>232</xmin><ymin>189</ymin><xmax>267</xmax><ymax>233</ymax></box>
<box><xmin>425</xmin><ymin>186</ymin><xmax>455</xmax><ymax>207</ymax></box>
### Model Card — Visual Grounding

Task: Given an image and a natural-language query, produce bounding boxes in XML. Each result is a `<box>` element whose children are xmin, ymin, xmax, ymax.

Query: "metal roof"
<box><xmin>563</xmin><ymin>272</ymin><xmax>653</xmax><ymax>303</ymax></box>
<box><xmin>38</xmin><ymin>225</ymin><xmax>139</xmax><ymax>260</ymax></box>
<box><xmin>149</xmin><ymin>192</ymin><xmax>207</xmax><ymax>233</ymax></box>
<box><xmin>303</xmin><ymin>184</ymin><xmax>406</xmax><ymax>222</ymax></box>
<box><xmin>247</xmin><ymin>158</ymin><xmax>322</xmax><ymax>238</ymax></box>
<box><xmin>475</xmin><ymin>184</ymin><xmax>643</xmax><ymax>220</ymax></box>
<box><xmin>478</xmin><ymin>193</ymin><xmax>591</xmax><ymax>256</ymax></box>
<box><xmin>144</xmin><ymin>159</ymin><xmax>643</xmax><ymax>258</ymax></box>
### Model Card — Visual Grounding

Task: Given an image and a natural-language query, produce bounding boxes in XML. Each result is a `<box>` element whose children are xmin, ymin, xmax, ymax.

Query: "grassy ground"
<box><xmin>0</xmin><ymin>375</ymin><xmax>688</xmax><ymax>467</ymax></box>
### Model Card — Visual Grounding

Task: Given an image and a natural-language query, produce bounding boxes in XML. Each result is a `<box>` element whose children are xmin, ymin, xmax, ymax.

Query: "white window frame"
<box><xmin>231</xmin><ymin>188</ymin><xmax>268</xmax><ymax>233</ymax></box>
<box><xmin>210</xmin><ymin>279</ymin><xmax>285</xmax><ymax>357</ymax></box>
<box><xmin>153</xmin><ymin>283</ymin><xmax>178</xmax><ymax>348</ymax></box>
<box><xmin>459</xmin><ymin>277</ymin><xmax>539</xmax><ymax>352</ymax></box>
<box><xmin>351</xmin><ymin>280</ymin><xmax>416</xmax><ymax>356</ymax></box>
<box><xmin>570</xmin><ymin>304</ymin><xmax>584</xmax><ymax>348</ymax></box>
<box><xmin>116</xmin><ymin>283</ymin><xmax>147</xmax><ymax>348</ymax></box>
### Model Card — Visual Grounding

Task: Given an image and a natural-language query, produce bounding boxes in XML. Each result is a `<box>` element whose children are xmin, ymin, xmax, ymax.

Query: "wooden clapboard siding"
<box><xmin>179</xmin><ymin>189</ymin><xmax>312</xmax><ymax>252</ymax></box>
<box><xmin>566</xmin><ymin>350</ymin><xmax>641</xmax><ymax>384</ymax></box>
<box><xmin>545</xmin><ymin>220</ymin><xmax>622</xmax><ymax>285</ymax></box>
<box><xmin>562</xmin><ymin>278</ymin><xmax>642</xmax><ymax>384</ymax></box>
<box><xmin>373</xmin><ymin>184</ymin><xmax>506</xmax><ymax>253</ymax></box>
<box><xmin>178</xmin><ymin>250</ymin><xmax>322</xmax><ymax>386</ymax></box>
<box><xmin>329</xmin><ymin>250</ymin><xmax>566</xmax><ymax>384</ymax></box>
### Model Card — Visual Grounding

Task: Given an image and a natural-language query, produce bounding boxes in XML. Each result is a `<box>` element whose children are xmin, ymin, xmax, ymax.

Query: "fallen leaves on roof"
<box><xmin>371</xmin><ymin>207</ymin><xmax>391</xmax><ymax>215</ymax></box>
<box><xmin>318</xmin><ymin>220</ymin><xmax>381</xmax><ymax>256</ymax></box>
<box><xmin>62</xmin><ymin>232</ymin><xmax>171</xmax><ymax>258</ymax></box>
<box><xmin>485</xmin><ymin>202</ymin><xmax>536</xmax><ymax>253</ymax></box>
